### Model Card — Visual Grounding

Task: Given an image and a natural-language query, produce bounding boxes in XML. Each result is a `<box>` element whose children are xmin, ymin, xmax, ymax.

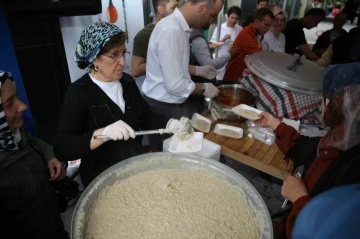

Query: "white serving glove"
<box><xmin>102</xmin><ymin>120</ymin><xmax>136</xmax><ymax>142</ymax></box>
<box><xmin>203</xmin><ymin>83</ymin><xmax>219</xmax><ymax>98</ymax></box>
<box><xmin>195</xmin><ymin>65</ymin><xmax>219</xmax><ymax>79</ymax></box>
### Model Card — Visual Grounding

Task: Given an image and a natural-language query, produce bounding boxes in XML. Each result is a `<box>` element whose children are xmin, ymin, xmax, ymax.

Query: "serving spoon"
<box><xmin>93</xmin><ymin>118</ymin><xmax>194</xmax><ymax>140</ymax></box>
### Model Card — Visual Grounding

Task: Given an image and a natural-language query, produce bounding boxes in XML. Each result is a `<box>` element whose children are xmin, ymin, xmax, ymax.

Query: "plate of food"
<box><xmin>230</xmin><ymin>104</ymin><xmax>263</xmax><ymax>121</ymax></box>
<box><xmin>214</xmin><ymin>124</ymin><xmax>243</xmax><ymax>139</ymax></box>
<box><xmin>191</xmin><ymin>113</ymin><xmax>211</xmax><ymax>133</ymax></box>
<box><xmin>169</xmin><ymin>132</ymin><xmax>204</xmax><ymax>153</ymax></box>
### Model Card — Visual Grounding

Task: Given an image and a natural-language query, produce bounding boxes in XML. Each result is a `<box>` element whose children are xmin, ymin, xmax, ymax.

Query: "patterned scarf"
<box><xmin>74</xmin><ymin>22</ymin><xmax>123</xmax><ymax>69</ymax></box>
<box><xmin>0</xmin><ymin>71</ymin><xmax>19</xmax><ymax>151</ymax></box>
<box><xmin>323</xmin><ymin>63</ymin><xmax>360</xmax><ymax>99</ymax></box>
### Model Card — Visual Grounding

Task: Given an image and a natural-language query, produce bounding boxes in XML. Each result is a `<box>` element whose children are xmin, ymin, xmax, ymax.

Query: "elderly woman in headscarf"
<box><xmin>0</xmin><ymin>71</ymin><xmax>68</xmax><ymax>238</ymax></box>
<box><xmin>261</xmin><ymin>8</ymin><xmax>288</xmax><ymax>52</ymax></box>
<box><xmin>254</xmin><ymin>62</ymin><xmax>360</xmax><ymax>238</ymax></box>
<box><xmin>55</xmin><ymin>22</ymin><xmax>166</xmax><ymax>187</ymax></box>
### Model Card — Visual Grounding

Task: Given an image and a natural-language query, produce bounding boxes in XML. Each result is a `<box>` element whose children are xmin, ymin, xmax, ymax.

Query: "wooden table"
<box><xmin>202</xmin><ymin>112</ymin><xmax>293</xmax><ymax>180</ymax></box>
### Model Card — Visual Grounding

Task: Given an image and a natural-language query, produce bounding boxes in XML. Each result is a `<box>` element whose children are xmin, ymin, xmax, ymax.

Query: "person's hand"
<box><xmin>253</xmin><ymin>112</ymin><xmax>281</xmax><ymax>130</ymax></box>
<box><xmin>48</xmin><ymin>158</ymin><xmax>67</xmax><ymax>181</ymax></box>
<box><xmin>281</xmin><ymin>175</ymin><xmax>309</xmax><ymax>203</ymax></box>
<box><xmin>316</xmin><ymin>45</ymin><xmax>333</xmax><ymax>67</ymax></box>
<box><xmin>195</xmin><ymin>65</ymin><xmax>219</xmax><ymax>79</ymax></box>
<box><xmin>228</xmin><ymin>46</ymin><xmax>240</xmax><ymax>58</ymax></box>
<box><xmin>203</xmin><ymin>83</ymin><xmax>219</xmax><ymax>98</ymax></box>
<box><xmin>222</xmin><ymin>34</ymin><xmax>231</xmax><ymax>41</ymax></box>
<box><xmin>321</xmin><ymin>44</ymin><xmax>333</xmax><ymax>58</ymax></box>
<box><xmin>103</xmin><ymin>120</ymin><xmax>136</xmax><ymax>141</ymax></box>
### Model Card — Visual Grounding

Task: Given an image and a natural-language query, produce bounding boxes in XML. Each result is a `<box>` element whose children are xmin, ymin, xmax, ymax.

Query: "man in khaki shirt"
<box><xmin>131</xmin><ymin>0</ymin><xmax>178</xmax><ymax>89</ymax></box>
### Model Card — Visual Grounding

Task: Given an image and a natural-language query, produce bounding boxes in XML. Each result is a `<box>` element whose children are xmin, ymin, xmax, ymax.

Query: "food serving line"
<box><xmin>69</xmin><ymin>52</ymin><xmax>327</xmax><ymax>239</ymax></box>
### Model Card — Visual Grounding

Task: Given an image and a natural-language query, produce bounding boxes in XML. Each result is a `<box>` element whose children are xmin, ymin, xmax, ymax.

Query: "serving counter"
<box><xmin>202</xmin><ymin>111</ymin><xmax>293</xmax><ymax>180</ymax></box>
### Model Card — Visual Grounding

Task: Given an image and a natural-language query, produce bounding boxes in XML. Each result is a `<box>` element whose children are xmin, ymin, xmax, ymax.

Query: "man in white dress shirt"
<box><xmin>131</xmin><ymin>0</ymin><xmax>179</xmax><ymax>90</ymax></box>
<box><xmin>142</xmin><ymin>0</ymin><xmax>224</xmax><ymax>120</ymax></box>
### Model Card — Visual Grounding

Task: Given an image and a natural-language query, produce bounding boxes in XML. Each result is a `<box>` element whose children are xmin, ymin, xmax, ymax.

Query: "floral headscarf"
<box><xmin>0</xmin><ymin>71</ymin><xmax>19</xmax><ymax>151</ymax></box>
<box><xmin>320</xmin><ymin>62</ymin><xmax>360</xmax><ymax>150</ymax></box>
<box><xmin>74</xmin><ymin>22</ymin><xmax>123</xmax><ymax>69</ymax></box>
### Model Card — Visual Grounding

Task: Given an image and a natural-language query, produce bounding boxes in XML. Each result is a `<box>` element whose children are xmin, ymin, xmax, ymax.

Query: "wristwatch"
<box><xmin>200</xmin><ymin>83</ymin><xmax>206</xmax><ymax>95</ymax></box>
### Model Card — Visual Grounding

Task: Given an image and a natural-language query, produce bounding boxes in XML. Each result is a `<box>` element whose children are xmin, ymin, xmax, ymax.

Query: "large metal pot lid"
<box><xmin>244</xmin><ymin>52</ymin><xmax>325</xmax><ymax>95</ymax></box>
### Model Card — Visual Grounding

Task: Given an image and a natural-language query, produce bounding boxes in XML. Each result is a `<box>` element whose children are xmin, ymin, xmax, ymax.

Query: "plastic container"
<box><xmin>169</xmin><ymin>132</ymin><xmax>203</xmax><ymax>153</ymax></box>
<box><xmin>231</xmin><ymin>104</ymin><xmax>263</xmax><ymax>121</ymax></box>
<box><xmin>191</xmin><ymin>113</ymin><xmax>211</xmax><ymax>133</ymax></box>
<box><xmin>163</xmin><ymin>137</ymin><xmax>221</xmax><ymax>161</ymax></box>
<box><xmin>246</xmin><ymin>120</ymin><xmax>275</xmax><ymax>145</ymax></box>
<box><xmin>214</xmin><ymin>124</ymin><xmax>243</xmax><ymax>139</ymax></box>
<box><xmin>299</xmin><ymin>124</ymin><xmax>328</xmax><ymax>137</ymax></box>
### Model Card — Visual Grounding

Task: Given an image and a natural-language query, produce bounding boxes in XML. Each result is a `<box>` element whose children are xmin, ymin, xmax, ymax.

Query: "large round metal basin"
<box><xmin>71</xmin><ymin>153</ymin><xmax>272</xmax><ymax>239</ymax></box>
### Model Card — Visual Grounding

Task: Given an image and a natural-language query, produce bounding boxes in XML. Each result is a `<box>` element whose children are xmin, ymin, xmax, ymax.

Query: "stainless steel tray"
<box><xmin>71</xmin><ymin>153</ymin><xmax>273</xmax><ymax>239</ymax></box>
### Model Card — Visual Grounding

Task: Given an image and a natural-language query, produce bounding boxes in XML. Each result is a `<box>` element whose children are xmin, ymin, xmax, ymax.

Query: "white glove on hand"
<box><xmin>195</xmin><ymin>65</ymin><xmax>219</xmax><ymax>79</ymax></box>
<box><xmin>203</xmin><ymin>83</ymin><xmax>219</xmax><ymax>98</ymax></box>
<box><xmin>103</xmin><ymin>120</ymin><xmax>136</xmax><ymax>141</ymax></box>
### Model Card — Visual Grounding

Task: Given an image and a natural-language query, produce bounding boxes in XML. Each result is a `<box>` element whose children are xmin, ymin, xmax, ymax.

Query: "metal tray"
<box><xmin>245</xmin><ymin>52</ymin><xmax>325</xmax><ymax>95</ymax></box>
<box><xmin>71</xmin><ymin>153</ymin><xmax>273</xmax><ymax>239</ymax></box>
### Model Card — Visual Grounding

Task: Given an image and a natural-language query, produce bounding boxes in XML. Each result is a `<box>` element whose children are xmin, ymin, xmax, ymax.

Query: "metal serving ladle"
<box><xmin>93</xmin><ymin>117</ymin><xmax>194</xmax><ymax>140</ymax></box>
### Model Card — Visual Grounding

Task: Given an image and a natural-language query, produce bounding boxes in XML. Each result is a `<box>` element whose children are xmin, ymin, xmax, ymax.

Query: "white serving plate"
<box><xmin>163</xmin><ymin>138</ymin><xmax>221</xmax><ymax>161</ymax></box>
<box><xmin>191</xmin><ymin>113</ymin><xmax>211</xmax><ymax>133</ymax></box>
<box><xmin>169</xmin><ymin>132</ymin><xmax>204</xmax><ymax>153</ymax></box>
<box><xmin>213</xmin><ymin>124</ymin><xmax>243</xmax><ymax>139</ymax></box>
<box><xmin>231</xmin><ymin>104</ymin><xmax>263</xmax><ymax>121</ymax></box>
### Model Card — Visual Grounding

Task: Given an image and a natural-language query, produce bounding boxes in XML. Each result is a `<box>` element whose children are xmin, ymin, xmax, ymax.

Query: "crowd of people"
<box><xmin>1</xmin><ymin>0</ymin><xmax>359</xmax><ymax>238</ymax></box>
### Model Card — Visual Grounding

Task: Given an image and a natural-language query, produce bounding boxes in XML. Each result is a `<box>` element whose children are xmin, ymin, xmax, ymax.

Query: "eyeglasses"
<box><xmin>103</xmin><ymin>51</ymin><xmax>130</xmax><ymax>61</ymax></box>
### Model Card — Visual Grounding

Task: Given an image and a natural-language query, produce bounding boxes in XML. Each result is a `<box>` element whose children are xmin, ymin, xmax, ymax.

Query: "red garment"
<box><xmin>273</xmin><ymin>123</ymin><xmax>341</xmax><ymax>238</ymax></box>
<box><xmin>332</xmin><ymin>8</ymin><xmax>340</xmax><ymax>18</ymax></box>
<box><xmin>223</xmin><ymin>24</ymin><xmax>262</xmax><ymax>82</ymax></box>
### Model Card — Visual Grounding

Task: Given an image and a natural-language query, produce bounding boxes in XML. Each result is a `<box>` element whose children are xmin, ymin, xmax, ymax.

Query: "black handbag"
<box><xmin>50</xmin><ymin>176</ymin><xmax>80</xmax><ymax>212</ymax></box>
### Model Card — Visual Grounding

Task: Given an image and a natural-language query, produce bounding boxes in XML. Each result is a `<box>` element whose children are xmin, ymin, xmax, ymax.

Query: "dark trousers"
<box><xmin>143</xmin><ymin>94</ymin><xmax>205</xmax><ymax>121</ymax></box>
